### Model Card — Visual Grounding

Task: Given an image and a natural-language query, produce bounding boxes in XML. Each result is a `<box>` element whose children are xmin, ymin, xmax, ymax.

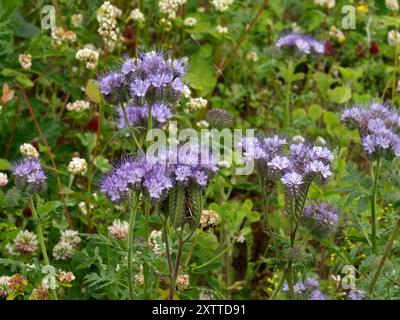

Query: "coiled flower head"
<box><xmin>302</xmin><ymin>202</ymin><xmax>339</xmax><ymax>239</ymax></box>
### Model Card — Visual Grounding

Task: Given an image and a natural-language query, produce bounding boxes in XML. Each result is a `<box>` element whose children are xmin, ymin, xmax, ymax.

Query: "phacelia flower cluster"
<box><xmin>99</xmin><ymin>51</ymin><xmax>187</xmax><ymax>128</ymax></box>
<box><xmin>12</xmin><ymin>159</ymin><xmax>47</xmax><ymax>194</ymax></box>
<box><xmin>302</xmin><ymin>202</ymin><xmax>339</xmax><ymax>239</ymax></box>
<box><xmin>242</xmin><ymin>135</ymin><xmax>333</xmax><ymax>194</ymax></box>
<box><xmin>283</xmin><ymin>276</ymin><xmax>327</xmax><ymax>300</ymax></box>
<box><xmin>276</xmin><ymin>33</ymin><xmax>325</xmax><ymax>55</ymax></box>
<box><xmin>341</xmin><ymin>102</ymin><xmax>400</xmax><ymax>160</ymax></box>
<box><xmin>101</xmin><ymin>143</ymin><xmax>218</xmax><ymax>203</ymax></box>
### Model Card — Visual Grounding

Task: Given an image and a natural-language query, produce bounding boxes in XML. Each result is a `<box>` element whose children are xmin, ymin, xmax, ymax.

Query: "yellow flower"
<box><xmin>357</xmin><ymin>4</ymin><xmax>368</xmax><ymax>12</ymax></box>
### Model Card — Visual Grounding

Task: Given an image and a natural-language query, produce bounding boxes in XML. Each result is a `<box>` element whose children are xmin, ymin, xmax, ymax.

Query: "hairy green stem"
<box><xmin>127</xmin><ymin>194</ymin><xmax>140</xmax><ymax>300</ymax></box>
<box><xmin>168</xmin><ymin>234</ymin><xmax>184</xmax><ymax>300</ymax></box>
<box><xmin>30</xmin><ymin>198</ymin><xmax>57</xmax><ymax>300</ymax></box>
<box><xmin>371</xmin><ymin>157</ymin><xmax>380</xmax><ymax>254</ymax></box>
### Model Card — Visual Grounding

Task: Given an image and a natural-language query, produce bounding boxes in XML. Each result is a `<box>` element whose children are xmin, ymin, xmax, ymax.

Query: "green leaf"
<box><xmin>86</xmin><ymin>79</ymin><xmax>102</xmax><ymax>104</ymax></box>
<box><xmin>15</xmin><ymin>73</ymin><xmax>33</xmax><ymax>88</ymax></box>
<box><xmin>328</xmin><ymin>86</ymin><xmax>352</xmax><ymax>104</ymax></box>
<box><xmin>94</xmin><ymin>156</ymin><xmax>111</xmax><ymax>173</ymax></box>
<box><xmin>185</xmin><ymin>46</ymin><xmax>217</xmax><ymax>96</ymax></box>
<box><xmin>0</xmin><ymin>158</ymin><xmax>11</xmax><ymax>170</ymax></box>
<box><xmin>308</xmin><ymin>104</ymin><xmax>324</xmax><ymax>120</ymax></box>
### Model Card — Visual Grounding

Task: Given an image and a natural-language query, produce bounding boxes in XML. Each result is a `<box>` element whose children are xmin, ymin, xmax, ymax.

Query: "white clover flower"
<box><xmin>135</xmin><ymin>272</ymin><xmax>144</xmax><ymax>285</ymax></box>
<box><xmin>14</xmin><ymin>230</ymin><xmax>38</xmax><ymax>254</ymax></box>
<box><xmin>108</xmin><ymin>219</ymin><xmax>129</xmax><ymax>240</ymax></box>
<box><xmin>386</xmin><ymin>0</ymin><xmax>399</xmax><ymax>11</ymax></box>
<box><xmin>58</xmin><ymin>271</ymin><xmax>75</xmax><ymax>283</ymax></box>
<box><xmin>211</xmin><ymin>0</ymin><xmax>234</xmax><ymax>12</ymax></box>
<box><xmin>186</xmin><ymin>97</ymin><xmax>208</xmax><ymax>112</ymax></box>
<box><xmin>0</xmin><ymin>276</ymin><xmax>11</xmax><ymax>298</ymax></box>
<box><xmin>68</xmin><ymin>157</ymin><xmax>87</xmax><ymax>175</ymax></box>
<box><xmin>66</xmin><ymin>100</ymin><xmax>90</xmax><ymax>112</ymax></box>
<box><xmin>53</xmin><ymin>241</ymin><xmax>74</xmax><ymax>260</ymax></box>
<box><xmin>246</xmin><ymin>51</ymin><xmax>259</xmax><ymax>62</ymax></box>
<box><xmin>18</xmin><ymin>54</ymin><xmax>32</xmax><ymax>70</ymax></box>
<box><xmin>41</xmin><ymin>265</ymin><xmax>57</xmax><ymax>290</ymax></box>
<box><xmin>314</xmin><ymin>0</ymin><xmax>335</xmax><ymax>8</ymax></box>
<box><xmin>184</xmin><ymin>17</ymin><xmax>197</xmax><ymax>27</ymax></box>
<box><xmin>51</xmin><ymin>27</ymin><xmax>76</xmax><ymax>46</ymax></box>
<box><xmin>60</xmin><ymin>229</ymin><xmax>81</xmax><ymax>248</ymax></box>
<box><xmin>76</xmin><ymin>47</ymin><xmax>100</xmax><ymax>70</ymax></box>
<box><xmin>129</xmin><ymin>8</ymin><xmax>145</xmax><ymax>23</ymax></box>
<box><xmin>216</xmin><ymin>25</ymin><xmax>228</xmax><ymax>34</ymax></box>
<box><xmin>0</xmin><ymin>172</ymin><xmax>9</xmax><ymax>187</ymax></box>
<box><xmin>149</xmin><ymin>230</ymin><xmax>165</xmax><ymax>256</ymax></box>
<box><xmin>388</xmin><ymin>30</ymin><xmax>400</xmax><ymax>46</ymax></box>
<box><xmin>78</xmin><ymin>202</ymin><xmax>88</xmax><ymax>215</ymax></box>
<box><xmin>71</xmin><ymin>14</ymin><xmax>83</xmax><ymax>27</ymax></box>
<box><xmin>177</xmin><ymin>274</ymin><xmax>190</xmax><ymax>290</ymax></box>
<box><xmin>200</xmin><ymin>210</ymin><xmax>219</xmax><ymax>229</ymax></box>
<box><xmin>20</xmin><ymin>143</ymin><xmax>39</xmax><ymax>159</ymax></box>
<box><xmin>159</xmin><ymin>0</ymin><xmax>187</xmax><ymax>19</ymax></box>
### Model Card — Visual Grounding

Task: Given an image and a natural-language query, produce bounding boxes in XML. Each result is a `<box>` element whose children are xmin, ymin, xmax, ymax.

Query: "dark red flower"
<box><xmin>86</xmin><ymin>113</ymin><xmax>99</xmax><ymax>132</ymax></box>
<box><xmin>324</xmin><ymin>39</ymin><xmax>334</xmax><ymax>56</ymax></box>
<box><xmin>370</xmin><ymin>41</ymin><xmax>379</xmax><ymax>55</ymax></box>
<box><xmin>356</xmin><ymin>43</ymin><xmax>365</xmax><ymax>58</ymax></box>
<box><xmin>23</xmin><ymin>207</ymin><xmax>32</xmax><ymax>218</ymax></box>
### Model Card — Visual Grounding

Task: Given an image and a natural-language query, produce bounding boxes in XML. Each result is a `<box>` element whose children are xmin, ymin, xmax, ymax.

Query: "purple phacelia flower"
<box><xmin>302</xmin><ymin>202</ymin><xmax>339</xmax><ymax>239</ymax></box>
<box><xmin>276</xmin><ymin>33</ymin><xmax>325</xmax><ymax>55</ymax></box>
<box><xmin>309</xmin><ymin>289</ymin><xmax>326</xmax><ymax>300</ymax></box>
<box><xmin>12</xmin><ymin>159</ymin><xmax>47</xmax><ymax>194</ymax></box>
<box><xmin>348</xmin><ymin>289</ymin><xmax>366</xmax><ymax>300</ymax></box>
<box><xmin>341</xmin><ymin>101</ymin><xmax>400</xmax><ymax>160</ymax></box>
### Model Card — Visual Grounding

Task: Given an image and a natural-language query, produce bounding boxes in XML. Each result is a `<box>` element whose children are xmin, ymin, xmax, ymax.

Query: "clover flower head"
<box><xmin>108</xmin><ymin>219</ymin><xmax>129</xmax><ymax>240</ymax></box>
<box><xmin>14</xmin><ymin>230</ymin><xmax>38</xmax><ymax>254</ymax></box>
<box><xmin>60</xmin><ymin>229</ymin><xmax>81</xmax><ymax>248</ymax></box>
<box><xmin>53</xmin><ymin>241</ymin><xmax>74</xmax><ymax>260</ymax></box>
